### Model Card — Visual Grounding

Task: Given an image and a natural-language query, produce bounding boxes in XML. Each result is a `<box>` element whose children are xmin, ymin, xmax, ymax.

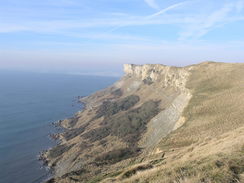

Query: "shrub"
<box><xmin>63</xmin><ymin>124</ymin><xmax>88</xmax><ymax>141</ymax></box>
<box><xmin>143</xmin><ymin>77</ymin><xmax>153</xmax><ymax>85</ymax></box>
<box><xmin>109</xmin><ymin>100</ymin><xmax>160</xmax><ymax>144</ymax></box>
<box><xmin>95</xmin><ymin>147</ymin><xmax>140</xmax><ymax>165</ymax></box>
<box><xmin>111</xmin><ymin>89</ymin><xmax>123</xmax><ymax>97</ymax></box>
<box><xmin>94</xmin><ymin>95</ymin><xmax>140</xmax><ymax>119</ymax></box>
<box><xmin>122</xmin><ymin>164</ymin><xmax>153</xmax><ymax>178</ymax></box>
<box><xmin>83</xmin><ymin>100</ymin><xmax>160</xmax><ymax>145</ymax></box>
<box><xmin>82</xmin><ymin>127</ymin><xmax>111</xmax><ymax>142</ymax></box>
<box><xmin>48</xmin><ymin>144</ymin><xmax>74</xmax><ymax>159</ymax></box>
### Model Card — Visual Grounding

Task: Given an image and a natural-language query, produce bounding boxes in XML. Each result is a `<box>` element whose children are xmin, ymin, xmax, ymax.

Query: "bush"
<box><xmin>95</xmin><ymin>147</ymin><xmax>140</xmax><ymax>165</ymax></box>
<box><xmin>82</xmin><ymin>127</ymin><xmax>111</xmax><ymax>142</ymax></box>
<box><xmin>109</xmin><ymin>100</ymin><xmax>160</xmax><ymax>144</ymax></box>
<box><xmin>48</xmin><ymin>144</ymin><xmax>74</xmax><ymax>159</ymax></box>
<box><xmin>94</xmin><ymin>95</ymin><xmax>140</xmax><ymax>119</ymax></box>
<box><xmin>111</xmin><ymin>89</ymin><xmax>123</xmax><ymax>97</ymax></box>
<box><xmin>63</xmin><ymin>124</ymin><xmax>88</xmax><ymax>141</ymax></box>
<box><xmin>143</xmin><ymin>77</ymin><xmax>153</xmax><ymax>85</ymax></box>
<box><xmin>122</xmin><ymin>164</ymin><xmax>153</xmax><ymax>178</ymax></box>
<box><xmin>83</xmin><ymin>100</ymin><xmax>160</xmax><ymax>145</ymax></box>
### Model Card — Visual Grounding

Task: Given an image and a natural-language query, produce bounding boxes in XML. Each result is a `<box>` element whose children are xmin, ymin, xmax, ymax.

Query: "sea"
<box><xmin>0</xmin><ymin>70</ymin><xmax>118</xmax><ymax>183</ymax></box>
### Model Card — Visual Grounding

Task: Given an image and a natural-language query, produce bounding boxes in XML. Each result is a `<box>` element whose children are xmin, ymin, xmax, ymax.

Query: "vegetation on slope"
<box><xmin>45</xmin><ymin>63</ymin><xmax>244</xmax><ymax>183</ymax></box>
<box><xmin>94</xmin><ymin>95</ymin><xmax>140</xmax><ymax>119</ymax></box>
<box><xmin>83</xmin><ymin>100</ymin><xmax>160</xmax><ymax>145</ymax></box>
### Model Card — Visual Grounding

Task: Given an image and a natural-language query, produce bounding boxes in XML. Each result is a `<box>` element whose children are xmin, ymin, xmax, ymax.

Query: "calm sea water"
<box><xmin>0</xmin><ymin>71</ymin><xmax>118</xmax><ymax>183</ymax></box>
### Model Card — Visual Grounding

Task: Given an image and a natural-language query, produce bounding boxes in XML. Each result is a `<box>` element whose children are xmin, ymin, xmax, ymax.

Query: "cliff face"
<box><xmin>44</xmin><ymin>62</ymin><xmax>244</xmax><ymax>183</ymax></box>
<box><xmin>122</xmin><ymin>64</ymin><xmax>193</xmax><ymax>150</ymax></box>
<box><xmin>123</xmin><ymin>64</ymin><xmax>191</xmax><ymax>93</ymax></box>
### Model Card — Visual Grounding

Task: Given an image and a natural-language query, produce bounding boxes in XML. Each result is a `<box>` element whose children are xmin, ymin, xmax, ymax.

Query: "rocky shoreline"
<box><xmin>38</xmin><ymin>96</ymin><xmax>88</xmax><ymax>182</ymax></box>
<box><xmin>38</xmin><ymin>121</ymin><xmax>62</xmax><ymax>174</ymax></box>
<box><xmin>38</xmin><ymin>96</ymin><xmax>87</xmax><ymax>182</ymax></box>
<box><xmin>38</xmin><ymin>119</ymin><xmax>71</xmax><ymax>183</ymax></box>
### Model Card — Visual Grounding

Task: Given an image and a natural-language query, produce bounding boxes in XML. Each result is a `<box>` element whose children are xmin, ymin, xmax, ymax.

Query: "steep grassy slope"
<box><xmin>103</xmin><ymin>62</ymin><xmax>244</xmax><ymax>183</ymax></box>
<box><xmin>44</xmin><ymin>62</ymin><xmax>244</xmax><ymax>183</ymax></box>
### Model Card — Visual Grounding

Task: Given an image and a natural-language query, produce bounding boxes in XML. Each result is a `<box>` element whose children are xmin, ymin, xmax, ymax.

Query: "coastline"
<box><xmin>39</xmin><ymin>97</ymin><xmax>87</xmax><ymax>182</ymax></box>
<box><xmin>0</xmin><ymin>72</ymin><xmax>118</xmax><ymax>183</ymax></box>
<box><xmin>38</xmin><ymin>83</ymin><xmax>119</xmax><ymax>182</ymax></box>
<box><xmin>35</xmin><ymin>63</ymin><xmax>244</xmax><ymax>183</ymax></box>
<box><xmin>35</xmin><ymin>64</ymin><xmax>194</xmax><ymax>182</ymax></box>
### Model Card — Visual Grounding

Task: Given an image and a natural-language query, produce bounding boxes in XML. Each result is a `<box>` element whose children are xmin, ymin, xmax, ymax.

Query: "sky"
<box><xmin>0</xmin><ymin>0</ymin><xmax>244</xmax><ymax>76</ymax></box>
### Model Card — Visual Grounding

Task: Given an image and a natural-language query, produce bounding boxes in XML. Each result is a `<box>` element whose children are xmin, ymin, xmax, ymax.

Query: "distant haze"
<box><xmin>0</xmin><ymin>0</ymin><xmax>244</xmax><ymax>76</ymax></box>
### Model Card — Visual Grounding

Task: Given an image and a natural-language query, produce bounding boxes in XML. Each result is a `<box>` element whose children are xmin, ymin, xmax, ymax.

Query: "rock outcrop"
<box><xmin>123</xmin><ymin>64</ymin><xmax>192</xmax><ymax>150</ymax></box>
<box><xmin>123</xmin><ymin>64</ymin><xmax>191</xmax><ymax>93</ymax></box>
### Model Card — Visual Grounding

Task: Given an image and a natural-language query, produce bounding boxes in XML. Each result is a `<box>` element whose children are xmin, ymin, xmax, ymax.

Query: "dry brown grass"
<box><xmin>102</xmin><ymin>63</ymin><xmax>244</xmax><ymax>183</ymax></box>
<box><xmin>160</xmin><ymin>63</ymin><xmax>244</xmax><ymax>150</ymax></box>
<box><xmin>46</xmin><ymin>62</ymin><xmax>244</xmax><ymax>183</ymax></box>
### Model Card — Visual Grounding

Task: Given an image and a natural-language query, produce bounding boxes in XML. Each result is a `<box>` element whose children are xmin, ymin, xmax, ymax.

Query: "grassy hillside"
<box><xmin>107</xmin><ymin>62</ymin><xmax>244</xmax><ymax>183</ymax></box>
<box><xmin>44</xmin><ymin>62</ymin><xmax>244</xmax><ymax>183</ymax></box>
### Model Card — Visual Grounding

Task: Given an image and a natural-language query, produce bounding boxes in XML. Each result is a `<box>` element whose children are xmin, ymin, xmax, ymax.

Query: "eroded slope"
<box><xmin>44</xmin><ymin>62</ymin><xmax>244</xmax><ymax>183</ymax></box>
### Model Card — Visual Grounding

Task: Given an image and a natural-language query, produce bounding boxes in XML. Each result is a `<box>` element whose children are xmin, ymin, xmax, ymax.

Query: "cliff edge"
<box><xmin>44</xmin><ymin>62</ymin><xmax>244</xmax><ymax>183</ymax></box>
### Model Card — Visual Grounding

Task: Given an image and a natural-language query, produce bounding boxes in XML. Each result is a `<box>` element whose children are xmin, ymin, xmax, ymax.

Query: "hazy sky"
<box><xmin>0</xmin><ymin>0</ymin><xmax>244</xmax><ymax>76</ymax></box>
